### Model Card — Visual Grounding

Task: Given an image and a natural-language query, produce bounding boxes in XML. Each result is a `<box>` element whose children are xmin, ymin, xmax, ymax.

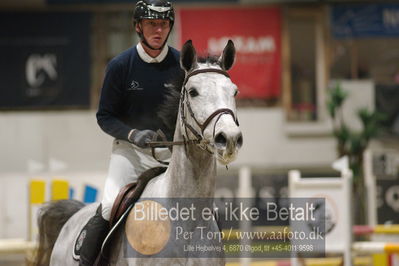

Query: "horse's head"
<box><xmin>179</xmin><ymin>40</ymin><xmax>243</xmax><ymax>165</ymax></box>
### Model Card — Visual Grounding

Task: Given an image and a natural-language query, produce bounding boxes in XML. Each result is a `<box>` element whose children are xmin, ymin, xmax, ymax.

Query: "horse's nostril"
<box><xmin>214</xmin><ymin>132</ymin><xmax>227</xmax><ymax>147</ymax></box>
<box><xmin>237</xmin><ymin>134</ymin><xmax>243</xmax><ymax>147</ymax></box>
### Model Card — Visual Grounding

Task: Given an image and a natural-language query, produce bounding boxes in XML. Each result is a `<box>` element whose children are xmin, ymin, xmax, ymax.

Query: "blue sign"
<box><xmin>83</xmin><ymin>185</ymin><xmax>98</xmax><ymax>204</ymax></box>
<box><xmin>331</xmin><ymin>4</ymin><xmax>399</xmax><ymax>39</ymax></box>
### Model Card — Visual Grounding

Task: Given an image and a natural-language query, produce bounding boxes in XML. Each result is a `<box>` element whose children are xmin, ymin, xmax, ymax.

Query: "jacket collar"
<box><xmin>137</xmin><ymin>42</ymin><xmax>169</xmax><ymax>63</ymax></box>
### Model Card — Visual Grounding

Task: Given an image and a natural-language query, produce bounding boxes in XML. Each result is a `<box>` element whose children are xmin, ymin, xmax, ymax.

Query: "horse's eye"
<box><xmin>234</xmin><ymin>90</ymin><xmax>239</xmax><ymax>97</ymax></box>
<box><xmin>189</xmin><ymin>88</ymin><xmax>199</xmax><ymax>97</ymax></box>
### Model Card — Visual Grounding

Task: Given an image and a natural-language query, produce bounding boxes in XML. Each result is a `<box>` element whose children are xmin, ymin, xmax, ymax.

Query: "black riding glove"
<box><xmin>128</xmin><ymin>129</ymin><xmax>157</xmax><ymax>148</ymax></box>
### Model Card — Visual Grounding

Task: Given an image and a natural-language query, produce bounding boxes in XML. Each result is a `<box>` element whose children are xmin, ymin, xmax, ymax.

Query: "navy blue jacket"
<box><xmin>96</xmin><ymin>46</ymin><xmax>182</xmax><ymax>141</ymax></box>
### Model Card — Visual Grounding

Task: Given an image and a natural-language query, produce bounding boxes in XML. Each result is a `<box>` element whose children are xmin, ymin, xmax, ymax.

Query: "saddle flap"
<box><xmin>109</xmin><ymin>166</ymin><xmax>167</xmax><ymax>227</ymax></box>
<box><xmin>109</xmin><ymin>182</ymin><xmax>137</xmax><ymax>227</ymax></box>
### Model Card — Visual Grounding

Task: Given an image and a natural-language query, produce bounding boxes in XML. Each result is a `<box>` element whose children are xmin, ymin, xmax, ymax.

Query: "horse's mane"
<box><xmin>157</xmin><ymin>55</ymin><xmax>220</xmax><ymax>139</ymax></box>
<box><xmin>157</xmin><ymin>73</ymin><xmax>183</xmax><ymax>138</ymax></box>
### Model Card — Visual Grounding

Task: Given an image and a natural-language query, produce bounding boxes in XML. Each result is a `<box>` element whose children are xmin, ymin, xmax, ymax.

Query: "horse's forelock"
<box><xmin>198</xmin><ymin>55</ymin><xmax>220</xmax><ymax>66</ymax></box>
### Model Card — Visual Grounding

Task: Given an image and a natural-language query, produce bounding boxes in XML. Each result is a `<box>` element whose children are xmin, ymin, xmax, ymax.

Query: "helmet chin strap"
<box><xmin>138</xmin><ymin>24</ymin><xmax>171</xmax><ymax>51</ymax></box>
<box><xmin>141</xmin><ymin>36</ymin><xmax>163</xmax><ymax>51</ymax></box>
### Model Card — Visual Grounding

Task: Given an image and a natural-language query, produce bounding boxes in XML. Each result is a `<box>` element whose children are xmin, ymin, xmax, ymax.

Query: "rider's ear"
<box><xmin>181</xmin><ymin>40</ymin><xmax>198</xmax><ymax>73</ymax></box>
<box><xmin>219</xmin><ymin>40</ymin><xmax>235</xmax><ymax>71</ymax></box>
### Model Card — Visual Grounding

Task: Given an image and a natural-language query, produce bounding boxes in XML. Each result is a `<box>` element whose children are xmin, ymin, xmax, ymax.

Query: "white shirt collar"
<box><xmin>137</xmin><ymin>42</ymin><xmax>169</xmax><ymax>63</ymax></box>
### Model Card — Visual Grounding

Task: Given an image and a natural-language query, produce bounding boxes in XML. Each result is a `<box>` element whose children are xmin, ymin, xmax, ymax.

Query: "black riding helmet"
<box><xmin>133</xmin><ymin>0</ymin><xmax>175</xmax><ymax>50</ymax></box>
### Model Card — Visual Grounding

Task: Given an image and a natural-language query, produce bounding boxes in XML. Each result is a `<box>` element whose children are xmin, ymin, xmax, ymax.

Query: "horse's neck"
<box><xmin>165</xmin><ymin>120</ymin><xmax>216</xmax><ymax>198</ymax></box>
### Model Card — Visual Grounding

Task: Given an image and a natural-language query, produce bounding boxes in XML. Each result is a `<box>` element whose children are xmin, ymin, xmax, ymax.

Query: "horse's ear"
<box><xmin>180</xmin><ymin>40</ymin><xmax>197</xmax><ymax>73</ymax></box>
<box><xmin>219</xmin><ymin>40</ymin><xmax>235</xmax><ymax>71</ymax></box>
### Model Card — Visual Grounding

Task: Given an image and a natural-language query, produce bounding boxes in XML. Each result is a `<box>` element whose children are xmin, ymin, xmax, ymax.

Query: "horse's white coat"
<box><xmin>50</xmin><ymin>42</ymin><xmax>241</xmax><ymax>266</ymax></box>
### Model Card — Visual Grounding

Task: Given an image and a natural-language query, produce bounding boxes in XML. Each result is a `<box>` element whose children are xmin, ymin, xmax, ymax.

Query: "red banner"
<box><xmin>178</xmin><ymin>7</ymin><xmax>281</xmax><ymax>99</ymax></box>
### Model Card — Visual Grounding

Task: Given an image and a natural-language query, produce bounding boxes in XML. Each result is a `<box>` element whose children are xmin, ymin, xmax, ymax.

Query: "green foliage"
<box><xmin>327</xmin><ymin>82</ymin><xmax>386</xmax><ymax>225</ymax></box>
<box><xmin>327</xmin><ymin>83</ymin><xmax>384</xmax><ymax>182</ymax></box>
<box><xmin>326</xmin><ymin>83</ymin><xmax>348</xmax><ymax>118</ymax></box>
<box><xmin>358</xmin><ymin>109</ymin><xmax>387</xmax><ymax>141</ymax></box>
<box><xmin>327</xmin><ymin>101</ymin><xmax>336</xmax><ymax>119</ymax></box>
<box><xmin>334</xmin><ymin>124</ymin><xmax>350</xmax><ymax>143</ymax></box>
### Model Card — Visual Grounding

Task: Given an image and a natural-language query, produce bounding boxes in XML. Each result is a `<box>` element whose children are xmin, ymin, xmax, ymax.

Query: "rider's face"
<box><xmin>137</xmin><ymin>19</ymin><xmax>171</xmax><ymax>50</ymax></box>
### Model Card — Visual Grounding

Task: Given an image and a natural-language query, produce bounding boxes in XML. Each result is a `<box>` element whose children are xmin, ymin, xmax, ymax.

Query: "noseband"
<box><xmin>148</xmin><ymin>68</ymin><xmax>239</xmax><ymax>162</ymax></box>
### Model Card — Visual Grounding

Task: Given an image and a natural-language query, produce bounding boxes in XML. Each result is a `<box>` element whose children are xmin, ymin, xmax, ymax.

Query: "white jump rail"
<box><xmin>353</xmin><ymin>241</ymin><xmax>399</xmax><ymax>254</ymax></box>
<box><xmin>0</xmin><ymin>239</ymin><xmax>36</xmax><ymax>254</ymax></box>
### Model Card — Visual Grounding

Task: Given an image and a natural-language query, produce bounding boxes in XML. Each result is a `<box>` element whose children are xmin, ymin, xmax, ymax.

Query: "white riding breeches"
<box><xmin>101</xmin><ymin>139</ymin><xmax>171</xmax><ymax>220</ymax></box>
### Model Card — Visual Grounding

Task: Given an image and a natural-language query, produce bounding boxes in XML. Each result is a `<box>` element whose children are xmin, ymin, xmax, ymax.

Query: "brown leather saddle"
<box><xmin>109</xmin><ymin>166</ymin><xmax>167</xmax><ymax>227</ymax></box>
<box><xmin>73</xmin><ymin>166</ymin><xmax>167</xmax><ymax>265</ymax></box>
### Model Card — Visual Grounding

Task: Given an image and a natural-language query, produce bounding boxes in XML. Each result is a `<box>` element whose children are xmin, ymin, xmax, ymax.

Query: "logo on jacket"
<box><xmin>128</xmin><ymin>80</ymin><xmax>143</xmax><ymax>91</ymax></box>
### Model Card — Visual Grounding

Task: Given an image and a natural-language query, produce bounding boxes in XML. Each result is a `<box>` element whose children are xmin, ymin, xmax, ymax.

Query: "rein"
<box><xmin>148</xmin><ymin>68</ymin><xmax>239</xmax><ymax>164</ymax></box>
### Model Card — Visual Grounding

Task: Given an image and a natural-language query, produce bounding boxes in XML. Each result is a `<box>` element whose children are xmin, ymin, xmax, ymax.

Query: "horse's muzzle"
<box><xmin>214</xmin><ymin>129</ymin><xmax>243</xmax><ymax>164</ymax></box>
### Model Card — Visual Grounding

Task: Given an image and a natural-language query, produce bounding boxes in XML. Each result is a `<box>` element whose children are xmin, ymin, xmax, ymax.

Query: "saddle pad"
<box><xmin>73</xmin><ymin>222</ymin><xmax>88</xmax><ymax>260</ymax></box>
<box><xmin>72</xmin><ymin>204</ymin><xmax>100</xmax><ymax>261</ymax></box>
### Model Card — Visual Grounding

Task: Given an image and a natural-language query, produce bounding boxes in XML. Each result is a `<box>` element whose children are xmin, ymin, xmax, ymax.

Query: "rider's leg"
<box><xmin>78</xmin><ymin>205</ymin><xmax>109</xmax><ymax>266</ymax></box>
<box><xmin>101</xmin><ymin>140</ymin><xmax>169</xmax><ymax>220</ymax></box>
<box><xmin>101</xmin><ymin>140</ymin><xmax>148</xmax><ymax>220</ymax></box>
<box><xmin>79</xmin><ymin>140</ymin><xmax>167</xmax><ymax>265</ymax></box>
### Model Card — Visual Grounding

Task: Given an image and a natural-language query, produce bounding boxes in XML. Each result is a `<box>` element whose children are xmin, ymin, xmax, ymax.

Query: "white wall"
<box><xmin>235</xmin><ymin>108</ymin><xmax>336</xmax><ymax>169</ymax></box>
<box><xmin>0</xmin><ymin>110</ymin><xmax>111</xmax><ymax>173</ymax></box>
<box><xmin>0</xmin><ymin>111</ymin><xmax>111</xmax><ymax>238</ymax></box>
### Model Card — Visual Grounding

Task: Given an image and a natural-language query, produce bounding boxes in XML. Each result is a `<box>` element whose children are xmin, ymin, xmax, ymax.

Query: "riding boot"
<box><xmin>79</xmin><ymin>204</ymin><xmax>110</xmax><ymax>266</ymax></box>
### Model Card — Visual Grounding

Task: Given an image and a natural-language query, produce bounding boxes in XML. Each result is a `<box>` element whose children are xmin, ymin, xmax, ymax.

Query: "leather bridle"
<box><xmin>148</xmin><ymin>68</ymin><xmax>239</xmax><ymax>162</ymax></box>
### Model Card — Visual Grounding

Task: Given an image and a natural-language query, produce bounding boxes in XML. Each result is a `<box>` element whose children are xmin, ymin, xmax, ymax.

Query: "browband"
<box><xmin>183</xmin><ymin>68</ymin><xmax>230</xmax><ymax>86</ymax></box>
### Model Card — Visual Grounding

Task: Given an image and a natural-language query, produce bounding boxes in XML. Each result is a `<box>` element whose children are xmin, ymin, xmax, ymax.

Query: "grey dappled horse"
<box><xmin>33</xmin><ymin>40</ymin><xmax>242</xmax><ymax>266</ymax></box>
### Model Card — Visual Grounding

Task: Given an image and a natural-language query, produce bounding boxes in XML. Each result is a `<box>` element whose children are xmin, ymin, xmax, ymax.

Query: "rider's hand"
<box><xmin>128</xmin><ymin>129</ymin><xmax>157</xmax><ymax>148</ymax></box>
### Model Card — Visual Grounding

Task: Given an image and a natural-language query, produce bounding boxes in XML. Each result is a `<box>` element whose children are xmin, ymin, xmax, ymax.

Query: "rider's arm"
<box><xmin>96</xmin><ymin>59</ymin><xmax>132</xmax><ymax>141</ymax></box>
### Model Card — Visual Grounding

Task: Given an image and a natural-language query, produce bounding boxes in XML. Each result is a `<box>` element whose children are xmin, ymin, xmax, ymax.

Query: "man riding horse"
<box><xmin>79</xmin><ymin>0</ymin><xmax>182</xmax><ymax>264</ymax></box>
